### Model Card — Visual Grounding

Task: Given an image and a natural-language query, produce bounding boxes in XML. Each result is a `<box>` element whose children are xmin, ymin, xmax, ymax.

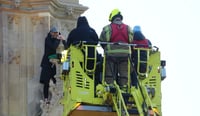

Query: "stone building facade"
<box><xmin>0</xmin><ymin>0</ymin><xmax>87</xmax><ymax>116</ymax></box>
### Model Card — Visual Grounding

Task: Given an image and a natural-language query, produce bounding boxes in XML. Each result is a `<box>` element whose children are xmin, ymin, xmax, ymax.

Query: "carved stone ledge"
<box><xmin>49</xmin><ymin>0</ymin><xmax>88</xmax><ymax>20</ymax></box>
<box><xmin>0</xmin><ymin>0</ymin><xmax>49</xmax><ymax>12</ymax></box>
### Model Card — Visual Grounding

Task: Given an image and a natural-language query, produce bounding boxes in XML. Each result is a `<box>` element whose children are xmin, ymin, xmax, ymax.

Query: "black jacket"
<box><xmin>40</xmin><ymin>33</ymin><xmax>66</xmax><ymax>67</ymax></box>
<box><xmin>66</xmin><ymin>16</ymin><xmax>99</xmax><ymax>48</ymax></box>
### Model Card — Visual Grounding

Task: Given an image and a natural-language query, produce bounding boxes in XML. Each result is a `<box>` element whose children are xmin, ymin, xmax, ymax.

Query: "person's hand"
<box><xmin>57</xmin><ymin>35</ymin><xmax>64</xmax><ymax>40</ymax></box>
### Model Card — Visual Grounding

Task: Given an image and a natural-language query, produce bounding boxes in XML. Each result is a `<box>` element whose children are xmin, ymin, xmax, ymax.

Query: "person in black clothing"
<box><xmin>66</xmin><ymin>16</ymin><xmax>102</xmax><ymax>84</ymax></box>
<box><xmin>66</xmin><ymin>16</ymin><xmax>99</xmax><ymax>48</ymax></box>
<box><xmin>40</xmin><ymin>27</ymin><xmax>67</xmax><ymax>103</ymax></box>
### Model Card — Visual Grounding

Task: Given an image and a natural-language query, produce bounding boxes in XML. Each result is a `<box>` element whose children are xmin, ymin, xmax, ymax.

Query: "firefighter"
<box><xmin>100</xmin><ymin>9</ymin><xmax>133</xmax><ymax>86</ymax></box>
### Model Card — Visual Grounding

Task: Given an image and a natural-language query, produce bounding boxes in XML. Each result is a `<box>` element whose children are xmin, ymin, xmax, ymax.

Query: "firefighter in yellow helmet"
<box><xmin>108</xmin><ymin>9</ymin><xmax>123</xmax><ymax>22</ymax></box>
<box><xmin>100</xmin><ymin>9</ymin><xmax>133</xmax><ymax>86</ymax></box>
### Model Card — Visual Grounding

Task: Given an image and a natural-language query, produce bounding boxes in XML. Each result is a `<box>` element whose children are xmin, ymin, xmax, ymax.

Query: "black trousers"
<box><xmin>40</xmin><ymin>65</ymin><xmax>56</xmax><ymax>99</ymax></box>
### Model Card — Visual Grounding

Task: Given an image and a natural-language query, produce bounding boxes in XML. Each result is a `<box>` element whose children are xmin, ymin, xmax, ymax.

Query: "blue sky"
<box><xmin>79</xmin><ymin>0</ymin><xmax>200</xmax><ymax>115</ymax></box>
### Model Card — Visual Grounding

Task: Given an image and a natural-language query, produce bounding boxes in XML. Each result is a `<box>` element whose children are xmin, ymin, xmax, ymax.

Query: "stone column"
<box><xmin>0</xmin><ymin>0</ymin><xmax>87</xmax><ymax>116</ymax></box>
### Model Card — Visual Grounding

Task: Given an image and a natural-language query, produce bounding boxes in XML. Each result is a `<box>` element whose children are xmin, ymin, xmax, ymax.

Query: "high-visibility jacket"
<box><xmin>100</xmin><ymin>23</ymin><xmax>133</xmax><ymax>55</ymax></box>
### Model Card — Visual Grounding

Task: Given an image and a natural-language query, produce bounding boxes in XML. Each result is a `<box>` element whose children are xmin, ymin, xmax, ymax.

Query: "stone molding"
<box><xmin>49</xmin><ymin>0</ymin><xmax>88</xmax><ymax>19</ymax></box>
<box><xmin>0</xmin><ymin>0</ymin><xmax>49</xmax><ymax>12</ymax></box>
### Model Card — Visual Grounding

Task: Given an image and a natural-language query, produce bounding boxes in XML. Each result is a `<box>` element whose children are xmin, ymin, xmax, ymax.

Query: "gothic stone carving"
<box><xmin>31</xmin><ymin>16</ymin><xmax>45</xmax><ymax>25</ymax></box>
<box><xmin>8</xmin><ymin>14</ymin><xmax>21</xmax><ymax>24</ymax></box>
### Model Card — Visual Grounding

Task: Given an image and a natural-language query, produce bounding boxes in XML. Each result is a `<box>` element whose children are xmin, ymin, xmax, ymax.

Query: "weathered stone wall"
<box><xmin>0</xmin><ymin>0</ymin><xmax>87</xmax><ymax>116</ymax></box>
